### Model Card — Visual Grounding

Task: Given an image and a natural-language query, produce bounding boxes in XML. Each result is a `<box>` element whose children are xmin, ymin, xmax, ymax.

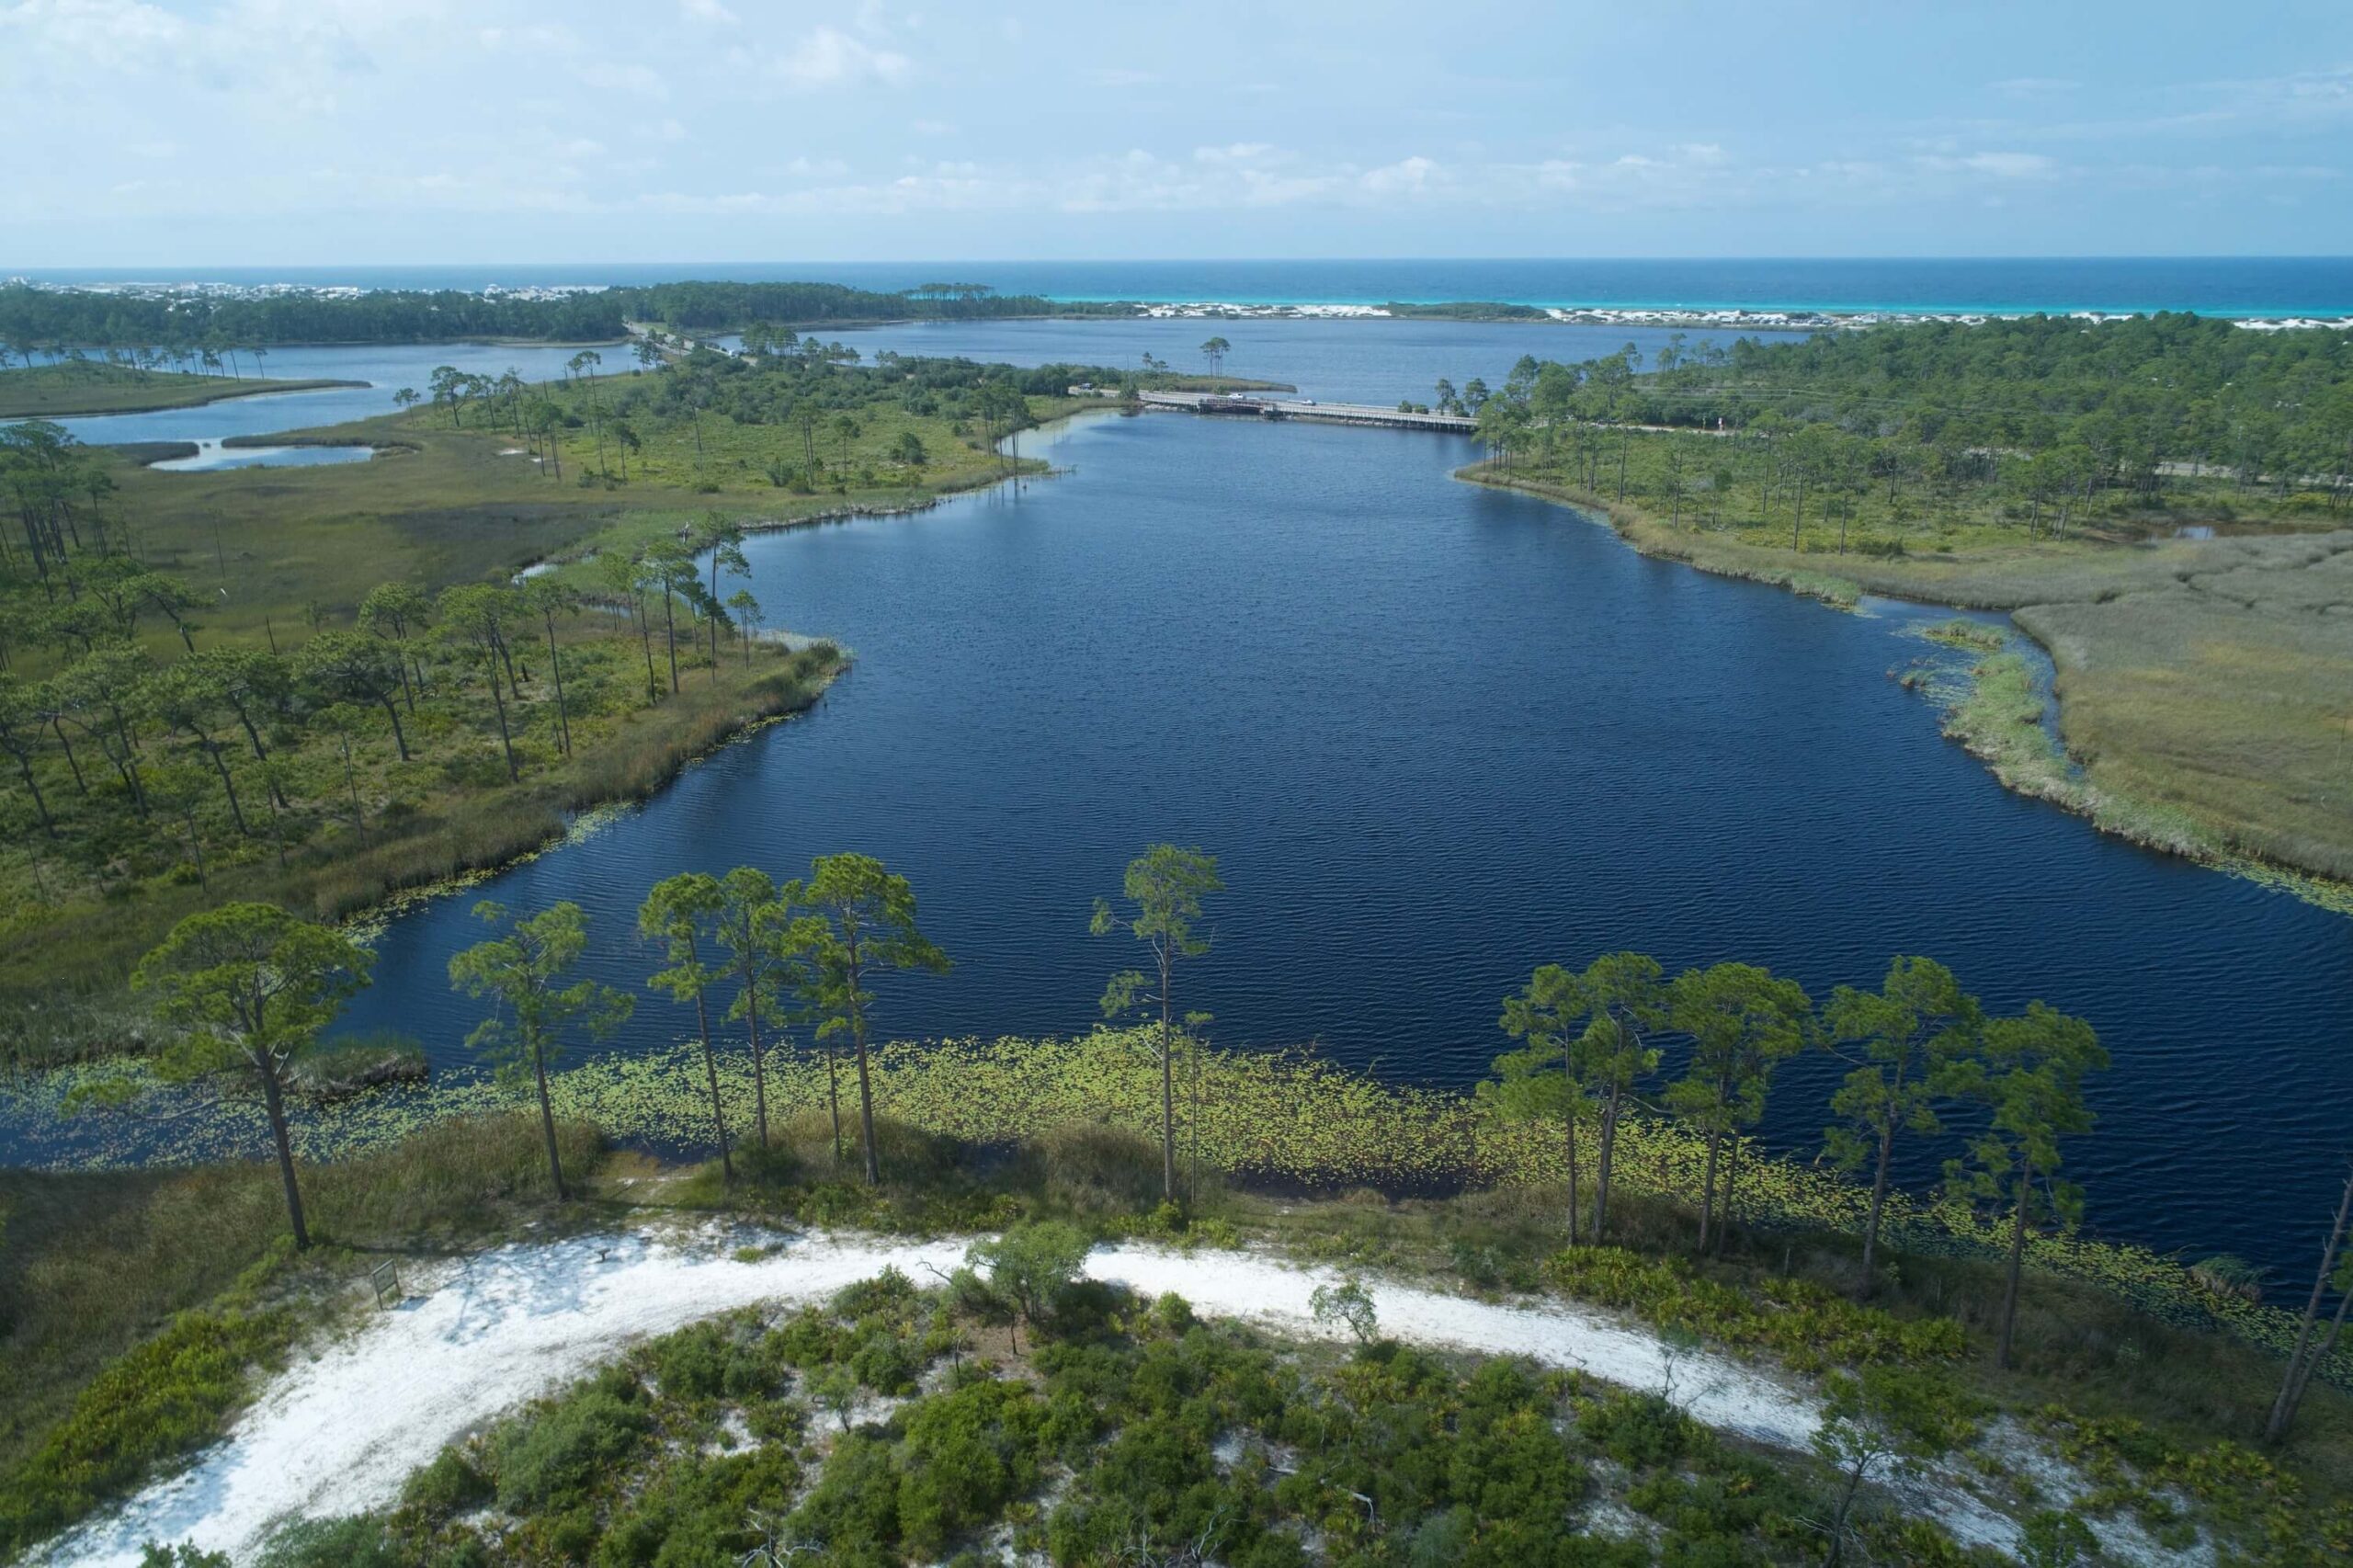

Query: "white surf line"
<box><xmin>44</xmin><ymin>1229</ymin><xmax>2030</xmax><ymax>1566</ymax></box>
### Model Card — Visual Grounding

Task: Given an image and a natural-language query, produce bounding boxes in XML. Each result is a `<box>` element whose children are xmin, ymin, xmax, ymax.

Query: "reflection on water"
<box><xmin>308</xmin><ymin>416</ymin><xmax>2353</xmax><ymax>1279</ymax></box>
<box><xmin>148</xmin><ymin>439</ymin><xmax>375</xmax><ymax>472</ymax></box>
<box><xmin>15</xmin><ymin>331</ymin><xmax>2353</xmax><ymax>1286</ymax></box>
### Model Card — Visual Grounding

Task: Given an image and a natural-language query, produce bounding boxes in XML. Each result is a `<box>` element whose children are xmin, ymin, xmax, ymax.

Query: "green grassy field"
<box><xmin>0</xmin><ymin>362</ymin><xmax>359</xmax><ymax>417</ymax></box>
<box><xmin>1467</xmin><ymin>439</ymin><xmax>2353</xmax><ymax>887</ymax></box>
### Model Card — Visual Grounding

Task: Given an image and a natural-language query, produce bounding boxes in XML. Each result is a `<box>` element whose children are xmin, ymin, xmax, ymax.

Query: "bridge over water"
<box><xmin>1134</xmin><ymin>389</ymin><xmax>1478</xmax><ymax>433</ymax></box>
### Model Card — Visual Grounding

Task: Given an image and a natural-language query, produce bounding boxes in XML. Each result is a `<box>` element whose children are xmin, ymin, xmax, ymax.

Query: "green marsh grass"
<box><xmin>0</xmin><ymin>1112</ymin><xmax>600</xmax><ymax>1550</ymax></box>
<box><xmin>28</xmin><ymin>1026</ymin><xmax>2349</xmax><ymax>1392</ymax></box>
<box><xmin>0</xmin><ymin>362</ymin><xmax>358</xmax><ymax>419</ymax></box>
<box><xmin>1467</xmin><ymin>454</ymin><xmax>2353</xmax><ymax>892</ymax></box>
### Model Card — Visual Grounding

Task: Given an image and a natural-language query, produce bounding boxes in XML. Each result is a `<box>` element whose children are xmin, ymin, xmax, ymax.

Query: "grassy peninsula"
<box><xmin>0</xmin><ymin>361</ymin><xmax>362</xmax><ymax>418</ymax></box>
<box><xmin>1449</xmin><ymin>313</ymin><xmax>2353</xmax><ymax>887</ymax></box>
<box><xmin>0</xmin><ymin>340</ymin><xmax>1124</xmax><ymax>1051</ymax></box>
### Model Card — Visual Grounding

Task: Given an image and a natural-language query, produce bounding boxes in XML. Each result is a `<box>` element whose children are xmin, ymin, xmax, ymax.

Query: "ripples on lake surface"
<box><xmin>16</xmin><ymin>379</ymin><xmax>2347</xmax><ymax>1278</ymax></box>
<box><xmin>300</xmin><ymin>411</ymin><xmax>2351</xmax><ymax>1278</ymax></box>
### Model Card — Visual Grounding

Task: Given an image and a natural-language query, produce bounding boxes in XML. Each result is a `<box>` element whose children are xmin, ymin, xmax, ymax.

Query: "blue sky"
<box><xmin>4</xmin><ymin>0</ymin><xmax>2350</xmax><ymax>265</ymax></box>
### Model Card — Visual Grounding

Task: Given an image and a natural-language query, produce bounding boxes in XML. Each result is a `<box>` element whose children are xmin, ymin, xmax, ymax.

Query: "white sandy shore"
<box><xmin>40</xmin><ymin>1223</ymin><xmax>2141</xmax><ymax>1566</ymax></box>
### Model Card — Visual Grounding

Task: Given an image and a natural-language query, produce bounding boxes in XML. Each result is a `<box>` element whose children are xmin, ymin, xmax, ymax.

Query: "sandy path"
<box><xmin>39</xmin><ymin>1225</ymin><xmax>2028</xmax><ymax>1566</ymax></box>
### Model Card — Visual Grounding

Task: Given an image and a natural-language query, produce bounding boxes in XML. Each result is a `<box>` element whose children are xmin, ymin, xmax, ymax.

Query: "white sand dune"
<box><xmin>40</xmin><ymin>1224</ymin><xmax>2050</xmax><ymax>1566</ymax></box>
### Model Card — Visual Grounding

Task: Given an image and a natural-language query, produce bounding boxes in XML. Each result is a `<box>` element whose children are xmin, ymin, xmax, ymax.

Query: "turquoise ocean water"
<box><xmin>15</xmin><ymin>257</ymin><xmax>2353</xmax><ymax>317</ymax></box>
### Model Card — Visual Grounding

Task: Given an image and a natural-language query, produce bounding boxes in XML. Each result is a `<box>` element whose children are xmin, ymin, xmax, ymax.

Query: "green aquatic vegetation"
<box><xmin>18</xmin><ymin>1023</ymin><xmax>2347</xmax><ymax>1378</ymax></box>
<box><xmin>1919</xmin><ymin>619</ymin><xmax>2007</xmax><ymax>653</ymax></box>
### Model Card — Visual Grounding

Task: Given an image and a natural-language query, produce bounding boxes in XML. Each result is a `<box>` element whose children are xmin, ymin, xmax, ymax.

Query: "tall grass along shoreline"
<box><xmin>1462</xmin><ymin>463</ymin><xmax>2353</xmax><ymax>914</ymax></box>
<box><xmin>17</xmin><ymin>1026</ymin><xmax>2344</xmax><ymax>1387</ymax></box>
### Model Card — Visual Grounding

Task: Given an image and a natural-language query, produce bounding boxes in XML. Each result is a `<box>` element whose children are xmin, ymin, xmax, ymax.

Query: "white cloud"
<box><xmin>1989</xmin><ymin>76</ymin><xmax>2078</xmax><ymax>98</ymax></box>
<box><xmin>1965</xmin><ymin>151</ymin><xmax>2054</xmax><ymax>176</ymax></box>
<box><xmin>1194</xmin><ymin>142</ymin><xmax>1274</xmax><ymax>164</ymax></box>
<box><xmin>577</xmin><ymin>61</ymin><xmax>668</xmax><ymax>98</ymax></box>
<box><xmin>679</xmin><ymin>0</ymin><xmax>734</xmax><ymax>21</ymax></box>
<box><xmin>2195</xmin><ymin>64</ymin><xmax>2353</xmax><ymax>127</ymax></box>
<box><xmin>766</xmin><ymin>24</ymin><xmax>908</xmax><ymax>87</ymax></box>
<box><xmin>1359</xmin><ymin>155</ymin><xmax>1438</xmax><ymax>194</ymax></box>
<box><xmin>1917</xmin><ymin>150</ymin><xmax>2057</xmax><ymax>178</ymax></box>
<box><xmin>0</xmin><ymin>0</ymin><xmax>188</xmax><ymax>73</ymax></box>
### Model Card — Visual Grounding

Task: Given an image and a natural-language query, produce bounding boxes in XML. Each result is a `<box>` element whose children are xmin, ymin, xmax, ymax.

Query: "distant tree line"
<box><xmin>1460</xmin><ymin>314</ymin><xmax>2353</xmax><ymax>522</ymax></box>
<box><xmin>0</xmin><ymin>279</ymin><xmax>1130</xmax><ymax>355</ymax></box>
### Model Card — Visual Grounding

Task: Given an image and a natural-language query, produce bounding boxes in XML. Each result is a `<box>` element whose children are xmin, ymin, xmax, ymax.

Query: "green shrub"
<box><xmin>848</xmin><ymin>1329</ymin><xmax>921</xmax><ymax>1395</ymax></box>
<box><xmin>490</xmin><ymin>1370</ymin><xmax>649</xmax><ymax>1513</ymax></box>
<box><xmin>787</xmin><ymin>1431</ymin><xmax>900</xmax><ymax>1555</ymax></box>
<box><xmin>647</xmin><ymin>1314</ymin><xmax>785</xmax><ymax>1403</ymax></box>
<box><xmin>1544</xmin><ymin>1246</ymin><xmax>1964</xmax><ymax>1369</ymax></box>
<box><xmin>253</xmin><ymin>1516</ymin><xmax>404</xmax><ymax>1568</ymax></box>
<box><xmin>1581</xmin><ymin>1390</ymin><xmax>1701</xmax><ymax>1469</ymax></box>
<box><xmin>139</xmin><ymin>1546</ymin><xmax>230</xmax><ymax>1568</ymax></box>
<box><xmin>831</xmin><ymin>1265</ymin><xmax>917</xmax><ymax>1320</ymax></box>
<box><xmin>895</xmin><ymin>1377</ymin><xmax>1048</xmax><ymax>1558</ymax></box>
<box><xmin>400</xmin><ymin>1446</ymin><xmax>491</xmax><ymax>1517</ymax></box>
<box><xmin>770</xmin><ymin>1306</ymin><xmax>849</xmax><ymax>1369</ymax></box>
<box><xmin>591</xmin><ymin>1443</ymin><xmax>800</xmax><ymax>1568</ymax></box>
<box><xmin>0</xmin><ymin>1306</ymin><xmax>291</xmax><ymax>1555</ymax></box>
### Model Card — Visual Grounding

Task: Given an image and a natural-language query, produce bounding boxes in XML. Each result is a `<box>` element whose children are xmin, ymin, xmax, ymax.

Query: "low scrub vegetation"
<box><xmin>1458</xmin><ymin>328</ymin><xmax>2353</xmax><ymax>886</ymax></box>
<box><xmin>176</xmin><ymin>1269</ymin><xmax>1971</xmax><ymax>1568</ymax></box>
<box><xmin>0</xmin><ymin>1112</ymin><xmax>598</xmax><ymax>1548</ymax></box>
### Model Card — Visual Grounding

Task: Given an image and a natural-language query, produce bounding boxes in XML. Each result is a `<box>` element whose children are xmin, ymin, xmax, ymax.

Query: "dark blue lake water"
<box><xmin>291</xmin><ymin>409</ymin><xmax>2352</xmax><ymax>1278</ymax></box>
<box><xmin>15</xmin><ymin>309</ymin><xmax>2351</xmax><ymax>1280</ymax></box>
